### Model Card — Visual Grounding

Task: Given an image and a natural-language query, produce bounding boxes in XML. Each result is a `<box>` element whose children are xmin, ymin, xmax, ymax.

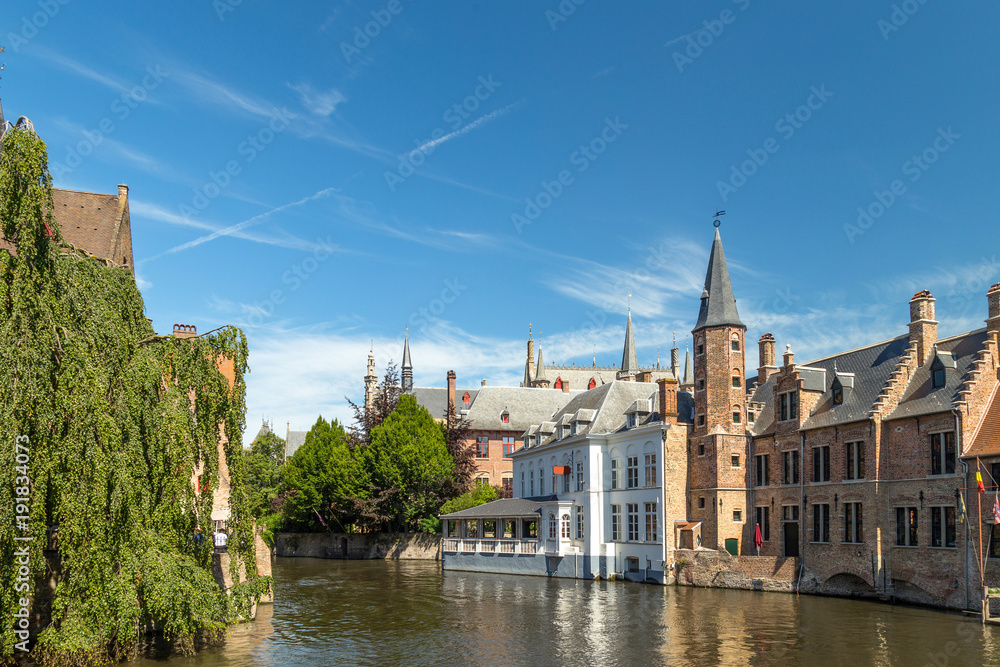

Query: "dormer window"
<box><xmin>832</xmin><ymin>377</ymin><xmax>844</xmax><ymax>405</ymax></box>
<box><xmin>501</xmin><ymin>411</ymin><xmax>510</xmax><ymax>423</ymax></box>
<box><xmin>554</xmin><ymin>377</ymin><xmax>563</xmax><ymax>390</ymax></box>
<box><xmin>931</xmin><ymin>357</ymin><xmax>946</xmax><ymax>389</ymax></box>
<box><xmin>570</xmin><ymin>422</ymin><xmax>578</xmax><ymax>436</ymax></box>
<box><xmin>626</xmin><ymin>413</ymin><xmax>637</xmax><ymax>429</ymax></box>
<box><xmin>463</xmin><ymin>392</ymin><xmax>471</xmax><ymax>405</ymax></box>
<box><xmin>588</xmin><ymin>377</ymin><xmax>597</xmax><ymax>390</ymax></box>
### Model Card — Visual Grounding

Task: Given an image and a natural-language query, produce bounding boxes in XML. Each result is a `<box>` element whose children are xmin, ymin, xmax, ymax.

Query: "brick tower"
<box><xmin>689</xmin><ymin>227</ymin><xmax>748</xmax><ymax>551</ymax></box>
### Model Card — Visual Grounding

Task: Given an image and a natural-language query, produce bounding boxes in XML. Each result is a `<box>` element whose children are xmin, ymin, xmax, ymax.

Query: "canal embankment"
<box><xmin>275</xmin><ymin>532</ymin><xmax>440</xmax><ymax>560</ymax></box>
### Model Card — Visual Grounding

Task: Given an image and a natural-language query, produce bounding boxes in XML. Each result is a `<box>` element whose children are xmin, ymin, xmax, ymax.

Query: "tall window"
<box><xmin>645</xmin><ymin>453</ymin><xmax>657</xmax><ymax>487</ymax></box>
<box><xmin>755</xmin><ymin>506</ymin><xmax>770</xmax><ymax>542</ymax></box>
<box><xmin>896</xmin><ymin>507</ymin><xmax>918</xmax><ymax>546</ymax></box>
<box><xmin>844</xmin><ymin>502</ymin><xmax>863</xmax><ymax>543</ymax></box>
<box><xmin>529</xmin><ymin>470</ymin><xmax>534</xmax><ymax>496</ymax></box>
<box><xmin>475</xmin><ymin>436</ymin><xmax>489</xmax><ymax>459</ymax></box>
<box><xmin>611</xmin><ymin>459</ymin><xmax>620</xmax><ymax>490</ymax></box>
<box><xmin>930</xmin><ymin>432</ymin><xmax>956</xmax><ymax>475</ymax></box>
<box><xmin>931</xmin><ymin>506</ymin><xmax>956</xmax><ymax>548</ymax></box>
<box><xmin>576</xmin><ymin>507</ymin><xmax>585</xmax><ymax>539</ymax></box>
<box><xmin>520</xmin><ymin>472</ymin><xmax>525</xmax><ymax>497</ymax></box>
<box><xmin>563</xmin><ymin>470</ymin><xmax>571</xmax><ymax>493</ymax></box>
<box><xmin>756</xmin><ymin>454</ymin><xmax>769</xmax><ymax>486</ymax></box>
<box><xmin>501</xmin><ymin>477</ymin><xmax>512</xmax><ymax>496</ymax></box>
<box><xmin>732</xmin><ymin>337</ymin><xmax>741</xmax><ymax>351</ymax></box>
<box><xmin>812</xmin><ymin>446</ymin><xmax>830</xmax><ymax>483</ymax></box>
<box><xmin>626</xmin><ymin>504</ymin><xmax>639</xmax><ymax>541</ymax></box>
<box><xmin>782</xmin><ymin>450</ymin><xmax>799</xmax><ymax>485</ymax></box>
<box><xmin>627</xmin><ymin>456</ymin><xmax>639</xmax><ymax>489</ymax></box>
<box><xmin>611</xmin><ymin>505</ymin><xmax>621</xmax><ymax>541</ymax></box>
<box><xmin>779</xmin><ymin>391</ymin><xmax>799</xmax><ymax>421</ymax></box>
<box><xmin>845</xmin><ymin>441</ymin><xmax>865</xmax><ymax>480</ymax></box>
<box><xmin>539</xmin><ymin>473</ymin><xmax>545</xmax><ymax>496</ymax></box>
<box><xmin>561</xmin><ymin>514</ymin><xmax>571</xmax><ymax>539</ymax></box>
<box><xmin>812</xmin><ymin>504</ymin><xmax>830</xmax><ymax>543</ymax></box>
<box><xmin>576</xmin><ymin>460</ymin><xmax>585</xmax><ymax>491</ymax></box>
<box><xmin>645</xmin><ymin>502</ymin><xmax>658</xmax><ymax>542</ymax></box>
<box><xmin>548</xmin><ymin>513</ymin><xmax>557</xmax><ymax>539</ymax></box>
<box><xmin>502</xmin><ymin>436</ymin><xmax>515</xmax><ymax>457</ymax></box>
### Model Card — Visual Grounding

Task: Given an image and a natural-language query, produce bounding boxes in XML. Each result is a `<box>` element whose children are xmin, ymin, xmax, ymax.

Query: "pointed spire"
<box><xmin>694</xmin><ymin>228</ymin><xmax>744</xmax><ymax>331</ymax></box>
<box><xmin>683</xmin><ymin>344</ymin><xmax>693</xmax><ymax>386</ymax></box>
<box><xmin>621</xmin><ymin>304</ymin><xmax>638</xmax><ymax>372</ymax></box>
<box><xmin>535</xmin><ymin>345</ymin><xmax>547</xmax><ymax>381</ymax></box>
<box><xmin>401</xmin><ymin>330</ymin><xmax>413</xmax><ymax>393</ymax></box>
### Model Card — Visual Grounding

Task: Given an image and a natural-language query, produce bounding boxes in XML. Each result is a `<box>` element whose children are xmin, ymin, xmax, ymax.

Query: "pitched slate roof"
<box><xmin>750</xmin><ymin>329</ymin><xmax>990</xmax><ymax>435</ymax></box>
<box><xmin>440</xmin><ymin>497</ymin><xmax>548</xmax><ymax>519</ymax></box>
<box><xmin>411</xmin><ymin>387</ymin><xmax>479</xmax><ymax>421</ymax></box>
<box><xmin>284</xmin><ymin>430</ymin><xmax>308</xmax><ymax>458</ymax></box>
<box><xmin>694</xmin><ymin>229</ymin><xmax>744</xmax><ymax>331</ymax></box>
<box><xmin>464</xmin><ymin>386</ymin><xmax>580</xmax><ymax>431</ymax></box>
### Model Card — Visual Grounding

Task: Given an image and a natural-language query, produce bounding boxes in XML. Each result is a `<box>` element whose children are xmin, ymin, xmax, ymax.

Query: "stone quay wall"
<box><xmin>276</xmin><ymin>532</ymin><xmax>441</xmax><ymax>560</ymax></box>
<box><xmin>674</xmin><ymin>548</ymin><xmax>807</xmax><ymax>593</ymax></box>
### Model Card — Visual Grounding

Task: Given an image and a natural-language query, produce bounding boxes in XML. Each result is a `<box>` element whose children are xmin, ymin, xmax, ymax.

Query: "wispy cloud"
<box><xmin>289</xmin><ymin>82</ymin><xmax>346</xmax><ymax>116</ymax></box>
<box><xmin>413</xmin><ymin>101</ymin><xmax>521</xmax><ymax>154</ymax></box>
<box><xmin>31</xmin><ymin>46</ymin><xmax>133</xmax><ymax>96</ymax></box>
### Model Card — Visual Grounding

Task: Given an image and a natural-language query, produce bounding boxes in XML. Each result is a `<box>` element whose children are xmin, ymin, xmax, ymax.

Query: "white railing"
<box><xmin>480</xmin><ymin>540</ymin><xmax>497</xmax><ymax>553</ymax></box>
<box><xmin>499</xmin><ymin>541</ymin><xmax>516</xmax><ymax>554</ymax></box>
<box><xmin>519</xmin><ymin>540</ymin><xmax>538</xmax><ymax>555</ymax></box>
<box><xmin>443</xmin><ymin>539</ymin><xmax>459</xmax><ymax>552</ymax></box>
<box><xmin>444</xmin><ymin>538</ymin><xmax>540</xmax><ymax>555</ymax></box>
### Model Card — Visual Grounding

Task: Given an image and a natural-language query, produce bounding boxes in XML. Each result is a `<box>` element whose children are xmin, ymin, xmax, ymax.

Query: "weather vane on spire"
<box><xmin>529</xmin><ymin>323</ymin><xmax>532</xmax><ymax>339</ymax></box>
<box><xmin>714</xmin><ymin>210</ymin><xmax>726</xmax><ymax>228</ymax></box>
<box><xmin>627</xmin><ymin>292</ymin><xmax>631</xmax><ymax>313</ymax></box>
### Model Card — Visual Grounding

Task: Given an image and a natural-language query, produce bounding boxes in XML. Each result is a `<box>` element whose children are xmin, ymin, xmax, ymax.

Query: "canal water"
<box><xmin>135</xmin><ymin>557</ymin><xmax>1000</xmax><ymax>666</ymax></box>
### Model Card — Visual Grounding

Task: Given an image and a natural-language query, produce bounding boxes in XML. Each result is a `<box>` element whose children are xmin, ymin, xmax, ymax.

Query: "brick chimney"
<box><xmin>636</xmin><ymin>370</ymin><xmax>652</xmax><ymax>383</ymax></box>
<box><xmin>173</xmin><ymin>324</ymin><xmax>197</xmax><ymax>339</ymax></box>
<box><xmin>447</xmin><ymin>370</ymin><xmax>456</xmax><ymax>414</ymax></box>
<box><xmin>987</xmin><ymin>283</ymin><xmax>1000</xmax><ymax>338</ymax></box>
<box><xmin>909</xmin><ymin>290</ymin><xmax>938</xmax><ymax>366</ymax></box>
<box><xmin>758</xmin><ymin>333</ymin><xmax>777</xmax><ymax>383</ymax></box>
<box><xmin>561</xmin><ymin>380</ymin><xmax>570</xmax><ymax>393</ymax></box>
<box><xmin>657</xmin><ymin>377</ymin><xmax>679</xmax><ymax>425</ymax></box>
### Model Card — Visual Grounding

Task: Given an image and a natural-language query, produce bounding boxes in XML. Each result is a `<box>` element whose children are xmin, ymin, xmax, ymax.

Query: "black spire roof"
<box><xmin>621</xmin><ymin>309</ymin><xmax>638</xmax><ymax>372</ymax></box>
<box><xmin>694</xmin><ymin>228</ymin><xmax>744</xmax><ymax>331</ymax></box>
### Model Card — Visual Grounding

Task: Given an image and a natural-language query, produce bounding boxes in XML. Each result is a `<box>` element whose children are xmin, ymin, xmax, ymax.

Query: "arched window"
<box><xmin>548</xmin><ymin>513</ymin><xmax>557</xmax><ymax>539</ymax></box>
<box><xmin>561</xmin><ymin>514</ymin><xmax>571</xmax><ymax>539</ymax></box>
<box><xmin>554</xmin><ymin>377</ymin><xmax>563</xmax><ymax>390</ymax></box>
<box><xmin>463</xmin><ymin>392</ymin><xmax>471</xmax><ymax>405</ymax></box>
<box><xmin>732</xmin><ymin>369</ymin><xmax>742</xmax><ymax>388</ymax></box>
<box><xmin>732</xmin><ymin>405</ymin><xmax>742</xmax><ymax>424</ymax></box>
<box><xmin>731</xmin><ymin>333</ymin><xmax>741</xmax><ymax>352</ymax></box>
<box><xmin>589</xmin><ymin>377</ymin><xmax>597</xmax><ymax>390</ymax></box>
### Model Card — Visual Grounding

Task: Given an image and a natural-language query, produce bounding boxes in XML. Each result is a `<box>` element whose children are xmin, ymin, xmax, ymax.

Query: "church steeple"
<box><xmin>694</xmin><ymin>228</ymin><xmax>744</xmax><ymax>332</ymax></box>
<box><xmin>523</xmin><ymin>324</ymin><xmax>535</xmax><ymax>387</ymax></box>
<box><xmin>532</xmin><ymin>345</ymin><xmax>550</xmax><ymax>388</ymax></box>
<box><xmin>681</xmin><ymin>344</ymin><xmax>693</xmax><ymax>390</ymax></box>
<box><xmin>621</xmin><ymin>305</ymin><xmax>638</xmax><ymax>373</ymax></box>
<box><xmin>401</xmin><ymin>331</ymin><xmax>413</xmax><ymax>393</ymax></box>
<box><xmin>364</xmin><ymin>343</ymin><xmax>377</xmax><ymax>412</ymax></box>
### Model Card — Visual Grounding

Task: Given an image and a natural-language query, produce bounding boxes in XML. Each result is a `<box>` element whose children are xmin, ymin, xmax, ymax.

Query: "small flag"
<box><xmin>958</xmin><ymin>492</ymin><xmax>968</xmax><ymax>524</ymax></box>
<box><xmin>977</xmin><ymin>471</ymin><xmax>986</xmax><ymax>494</ymax></box>
<box><xmin>314</xmin><ymin>510</ymin><xmax>327</xmax><ymax>528</ymax></box>
<box><xmin>754</xmin><ymin>523</ymin><xmax>763</xmax><ymax>550</ymax></box>
<box><xmin>993</xmin><ymin>494</ymin><xmax>1000</xmax><ymax>526</ymax></box>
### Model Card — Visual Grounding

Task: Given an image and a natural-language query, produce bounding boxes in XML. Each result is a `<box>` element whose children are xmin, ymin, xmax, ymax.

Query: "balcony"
<box><xmin>442</xmin><ymin>539</ymin><xmax>539</xmax><ymax>555</ymax></box>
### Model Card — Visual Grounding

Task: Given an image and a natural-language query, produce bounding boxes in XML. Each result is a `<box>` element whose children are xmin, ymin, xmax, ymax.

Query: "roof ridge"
<box><xmin>52</xmin><ymin>187</ymin><xmax>119</xmax><ymax>197</ymax></box>
<box><xmin>802</xmin><ymin>332</ymin><xmax>909</xmax><ymax>366</ymax></box>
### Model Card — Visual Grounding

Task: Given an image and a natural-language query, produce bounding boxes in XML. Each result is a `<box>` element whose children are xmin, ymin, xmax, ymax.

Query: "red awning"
<box><xmin>552</xmin><ymin>466</ymin><xmax>571</xmax><ymax>475</ymax></box>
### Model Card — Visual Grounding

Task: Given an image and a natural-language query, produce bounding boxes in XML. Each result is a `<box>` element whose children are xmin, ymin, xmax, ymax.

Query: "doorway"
<box><xmin>783</xmin><ymin>522</ymin><xmax>799</xmax><ymax>557</ymax></box>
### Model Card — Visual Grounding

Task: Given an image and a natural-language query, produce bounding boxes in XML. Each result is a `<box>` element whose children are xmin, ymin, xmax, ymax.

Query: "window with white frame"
<box><xmin>644</xmin><ymin>453</ymin><xmax>657</xmax><ymax>487</ymax></box>
<box><xmin>626</xmin><ymin>503</ymin><xmax>639</xmax><ymax>541</ymax></box>
<box><xmin>539</xmin><ymin>472</ymin><xmax>545</xmax><ymax>496</ymax></box>
<box><xmin>576</xmin><ymin>506</ymin><xmax>584</xmax><ymax>539</ymax></box>
<box><xmin>627</xmin><ymin>456</ymin><xmax>639</xmax><ymax>489</ymax></box>
<box><xmin>529</xmin><ymin>469</ymin><xmax>534</xmax><ymax>496</ymax></box>
<box><xmin>561</xmin><ymin>513</ymin><xmax>571</xmax><ymax>539</ymax></box>
<box><xmin>576</xmin><ymin>460</ymin><xmax>585</xmax><ymax>491</ymax></box>
<box><xmin>548</xmin><ymin>513</ymin><xmax>557</xmax><ymax>539</ymax></box>
<box><xmin>562</xmin><ymin>470</ymin><xmax>570</xmax><ymax>493</ymax></box>
<box><xmin>611</xmin><ymin>504</ymin><xmax>621</xmax><ymax>541</ymax></box>
<box><xmin>611</xmin><ymin>458</ymin><xmax>620</xmax><ymax>490</ymax></box>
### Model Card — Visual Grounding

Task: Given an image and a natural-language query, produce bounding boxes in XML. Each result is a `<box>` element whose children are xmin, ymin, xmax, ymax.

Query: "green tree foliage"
<box><xmin>361</xmin><ymin>394</ymin><xmax>453</xmax><ymax>532</ymax></box>
<box><xmin>281</xmin><ymin>417</ymin><xmax>367</xmax><ymax>532</ymax></box>
<box><xmin>0</xmin><ymin>126</ymin><xmax>268</xmax><ymax>664</ymax></box>
<box><xmin>244</xmin><ymin>430</ymin><xmax>285</xmax><ymax>518</ymax></box>
<box><xmin>438</xmin><ymin>484</ymin><xmax>500</xmax><ymax>516</ymax></box>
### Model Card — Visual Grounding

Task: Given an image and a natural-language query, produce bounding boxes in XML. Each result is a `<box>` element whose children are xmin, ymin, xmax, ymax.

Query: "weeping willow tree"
<box><xmin>0</xmin><ymin>124</ymin><xmax>269</xmax><ymax>665</ymax></box>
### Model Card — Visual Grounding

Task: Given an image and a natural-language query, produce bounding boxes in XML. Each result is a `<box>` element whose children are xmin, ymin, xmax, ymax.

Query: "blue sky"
<box><xmin>3</xmin><ymin>1</ymin><xmax>998</xmax><ymax>442</ymax></box>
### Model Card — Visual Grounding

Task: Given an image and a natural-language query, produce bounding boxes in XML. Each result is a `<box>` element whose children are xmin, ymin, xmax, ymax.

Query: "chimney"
<box><xmin>481</xmin><ymin>379</ymin><xmax>487</xmax><ymax>387</ymax></box>
<box><xmin>670</xmin><ymin>346</ymin><xmax>680</xmax><ymax>381</ymax></box>
<box><xmin>173</xmin><ymin>324</ymin><xmax>197</xmax><ymax>339</ymax></box>
<box><xmin>637</xmin><ymin>370</ymin><xmax>652</xmax><ymax>383</ymax></box>
<box><xmin>987</xmin><ymin>283</ymin><xmax>1000</xmax><ymax>338</ymax></box>
<box><xmin>527</xmin><ymin>338</ymin><xmax>535</xmax><ymax>378</ymax></box>
<box><xmin>758</xmin><ymin>333</ymin><xmax>777</xmax><ymax>383</ymax></box>
<box><xmin>783</xmin><ymin>344</ymin><xmax>795</xmax><ymax>369</ymax></box>
<box><xmin>447</xmin><ymin>370</ymin><xmax>456</xmax><ymax>414</ymax></box>
<box><xmin>909</xmin><ymin>290</ymin><xmax>938</xmax><ymax>366</ymax></box>
<box><xmin>657</xmin><ymin>377</ymin><xmax>679</xmax><ymax>425</ymax></box>
<box><xmin>561</xmin><ymin>380</ymin><xmax>570</xmax><ymax>393</ymax></box>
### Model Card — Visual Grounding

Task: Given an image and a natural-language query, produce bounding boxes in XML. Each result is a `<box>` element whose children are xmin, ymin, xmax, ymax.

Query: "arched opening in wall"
<box><xmin>732</xmin><ymin>368</ymin><xmax>742</xmax><ymax>388</ymax></box>
<box><xmin>561</xmin><ymin>513</ymin><xmax>571</xmax><ymax>539</ymax></box>
<box><xmin>554</xmin><ymin>377</ymin><xmax>563</xmax><ymax>390</ymax></box>
<box><xmin>824</xmin><ymin>573</ymin><xmax>876</xmax><ymax>597</ymax></box>
<box><xmin>731</xmin><ymin>333</ymin><xmax>741</xmax><ymax>352</ymax></box>
<box><xmin>548</xmin><ymin>513</ymin><xmax>557</xmax><ymax>539</ymax></box>
<box><xmin>890</xmin><ymin>579</ymin><xmax>936</xmax><ymax>606</ymax></box>
<box><xmin>732</xmin><ymin>404</ymin><xmax>742</xmax><ymax>424</ymax></box>
<box><xmin>589</xmin><ymin>377</ymin><xmax>597</xmax><ymax>390</ymax></box>
<box><xmin>696</xmin><ymin>336</ymin><xmax>705</xmax><ymax>356</ymax></box>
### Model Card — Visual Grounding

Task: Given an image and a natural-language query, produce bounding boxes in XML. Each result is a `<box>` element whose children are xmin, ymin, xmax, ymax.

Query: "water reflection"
<box><xmin>130</xmin><ymin>557</ymin><xmax>998</xmax><ymax>667</ymax></box>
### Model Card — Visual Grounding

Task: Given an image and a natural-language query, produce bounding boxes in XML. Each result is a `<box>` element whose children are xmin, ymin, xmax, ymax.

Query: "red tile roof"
<box><xmin>0</xmin><ymin>185</ymin><xmax>134</xmax><ymax>274</ymax></box>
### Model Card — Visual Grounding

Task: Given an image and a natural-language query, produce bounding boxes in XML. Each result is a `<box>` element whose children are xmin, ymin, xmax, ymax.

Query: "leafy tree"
<box><xmin>441</xmin><ymin>398</ymin><xmax>476</xmax><ymax>499</ymax></box>
<box><xmin>421</xmin><ymin>484</ymin><xmax>501</xmax><ymax>533</ymax></box>
<box><xmin>244</xmin><ymin>430</ymin><xmax>285</xmax><ymax>525</ymax></box>
<box><xmin>347</xmin><ymin>362</ymin><xmax>401</xmax><ymax>446</ymax></box>
<box><xmin>362</xmin><ymin>394</ymin><xmax>453</xmax><ymax>531</ymax></box>
<box><xmin>0</xmin><ymin>123</ymin><xmax>267</xmax><ymax>663</ymax></box>
<box><xmin>281</xmin><ymin>417</ymin><xmax>367</xmax><ymax>532</ymax></box>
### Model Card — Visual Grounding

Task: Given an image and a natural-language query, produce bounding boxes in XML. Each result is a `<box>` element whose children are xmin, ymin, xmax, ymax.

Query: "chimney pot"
<box><xmin>657</xmin><ymin>377</ymin><xmax>679</xmax><ymax>424</ymax></box>
<box><xmin>758</xmin><ymin>333</ymin><xmax>777</xmax><ymax>383</ymax></box>
<box><xmin>447</xmin><ymin>370</ymin><xmax>456</xmax><ymax>414</ymax></box>
<box><xmin>909</xmin><ymin>290</ymin><xmax>938</xmax><ymax>365</ymax></box>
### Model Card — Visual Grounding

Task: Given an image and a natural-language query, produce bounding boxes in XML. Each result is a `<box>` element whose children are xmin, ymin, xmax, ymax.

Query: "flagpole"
<box><xmin>978</xmin><ymin>458</ymin><xmax>986</xmax><ymax>623</ymax></box>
